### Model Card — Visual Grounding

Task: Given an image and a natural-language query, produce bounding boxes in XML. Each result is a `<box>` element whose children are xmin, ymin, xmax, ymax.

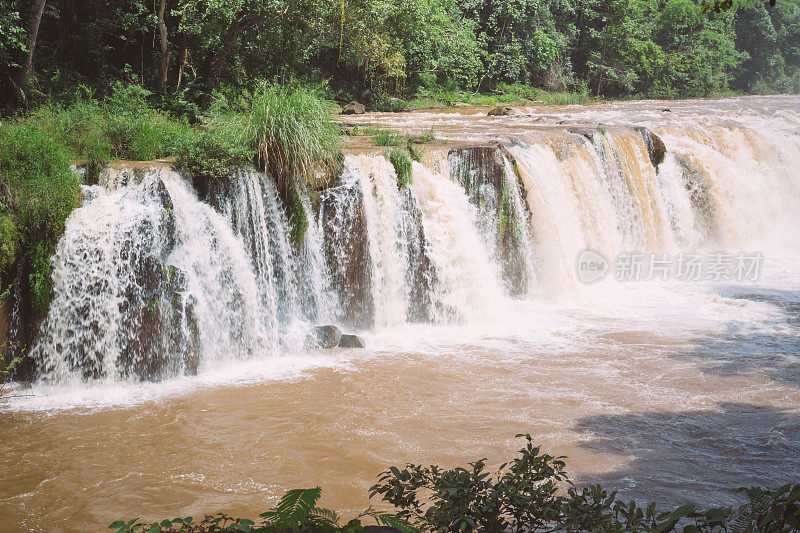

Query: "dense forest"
<box><xmin>1</xmin><ymin>0</ymin><xmax>799</xmax><ymax>114</ymax></box>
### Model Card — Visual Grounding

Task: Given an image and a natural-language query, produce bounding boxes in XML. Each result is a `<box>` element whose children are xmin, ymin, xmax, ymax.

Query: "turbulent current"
<box><xmin>2</xmin><ymin>96</ymin><xmax>800</xmax><ymax>531</ymax></box>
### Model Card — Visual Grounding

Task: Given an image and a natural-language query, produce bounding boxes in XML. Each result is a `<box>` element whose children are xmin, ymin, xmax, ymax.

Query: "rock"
<box><xmin>487</xmin><ymin>106</ymin><xmax>517</xmax><ymax>116</ymax></box>
<box><xmin>321</xmin><ymin>183</ymin><xmax>374</xmax><ymax>328</ymax></box>
<box><xmin>338</xmin><ymin>333</ymin><xmax>365</xmax><ymax>348</ymax></box>
<box><xmin>341</xmin><ymin>101</ymin><xmax>366</xmax><ymax>115</ymax></box>
<box><xmin>306</xmin><ymin>325</ymin><xmax>342</xmax><ymax>348</ymax></box>
<box><xmin>635</xmin><ymin>127</ymin><xmax>667</xmax><ymax>169</ymax></box>
<box><xmin>661</xmin><ymin>108</ymin><xmax>672</xmax><ymax>112</ymax></box>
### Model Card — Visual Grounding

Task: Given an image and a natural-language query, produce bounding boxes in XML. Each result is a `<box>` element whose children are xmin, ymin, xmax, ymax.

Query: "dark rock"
<box><xmin>661</xmin><ymin>108</ymin><xmax>672</xmax><ymax>112</ymax></box>
<box><xmin>321</xmin><ymin>182</ymin><xmax>374</xmax><ymax>328</ymax></box>
<box><xmin>341</xmin><ymin>101</ymin><xmax>366</xmax><ymax>115</ymax></box>
<box><xmin>338</xmin><ymin>333</ymin><xmax>365</xmax><ymax>348</ymax></box>
<box><xmin>306</xmin><ymin>325</ymin><xmax>342</xmax><ymax>349</ymax></box>
<box><xmin>487</xmin><ymin>106</ymin><xmax>517</xmax><ymax>116</ymax></box>
<box><xmin>448</xmin><ymin>145</ymin><xmax>531</xmax><ymax>296</ymax></box>
<box><xmin>635</xmin><ymin>127</ymin><xmax>667</xmax><ymax>169</ymax></box>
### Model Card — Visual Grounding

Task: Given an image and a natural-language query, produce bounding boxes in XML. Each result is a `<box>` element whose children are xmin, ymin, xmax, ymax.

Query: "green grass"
<box><xmin>247</xmin><ymin>82</ymin><xmax>342</xmax><ymax>193</ymax></box>
<box><xmin>0</xmin><ymin>121</ymin><xmax>81</xmax><ymax>314</ymax></box>
<box><xmin>373</xmin><ymin>129</ymin><xmax>409</xmax><ymax>147</ymax></box>
<box><xmin>388</xmin><ymin>148</ymin><xmax>413</xmax><ymax>187</ymax></box>
<box><xmin>176</xmin><ymin>113</ymin><xmax>254</xmax><ymax>180</ymax></box>
<box><xmin>401</xmin><ymin>83</ymin><xmax>595</xmax><ymax>109</ymax></box>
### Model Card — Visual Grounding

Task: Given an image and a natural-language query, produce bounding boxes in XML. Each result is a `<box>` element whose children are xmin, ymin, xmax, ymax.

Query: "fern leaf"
<box><xmin>263</xmin><ymin>487</ymin><xmax>322</xmax><ymax>533</ymax></box>
<box><xmin>309</xmin><ymin>506</ymin><xmax>340</xmax><ymax>526</ymax></box>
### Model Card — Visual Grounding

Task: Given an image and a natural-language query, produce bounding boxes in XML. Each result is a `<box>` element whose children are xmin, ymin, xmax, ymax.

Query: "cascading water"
<box><xmin>19</xmin><ymin>97</ymin><xmax>800</xmax><ymax>387</ymax></box>
<box><xmin>32</xmin><ymin>169</ymin><xmax>274</xmax><ymax>382</ymax></box>
<box><xmin>412</xmin><ymin>160</ymin><xmax>505</xmax><ymax>321</ymax></box>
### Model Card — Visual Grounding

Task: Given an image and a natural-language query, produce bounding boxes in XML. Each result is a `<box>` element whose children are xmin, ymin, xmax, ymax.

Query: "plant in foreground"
<box><xmin>110</xmin><ymin>487</ymin><xmax>416</xmax><ymax>533</ymax></box>
<box><xmin>111</xmin><ymin>435</ymin><xmax>800</xmax><ymax>532</ymax></box>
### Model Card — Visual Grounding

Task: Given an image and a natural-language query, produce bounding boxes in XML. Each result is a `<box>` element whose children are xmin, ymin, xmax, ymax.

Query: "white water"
<box><xmin>19</xmin><ymin>97</ymin><xmax>800</xmax><ymax>394</ymax></box>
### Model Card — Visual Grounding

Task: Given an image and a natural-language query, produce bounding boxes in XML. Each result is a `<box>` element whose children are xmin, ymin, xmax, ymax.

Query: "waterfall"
<box><xmin>411</xmin><ymin>161</ymin><xmax>504</xmax><ymax>321</ymax></box>
<box><xmin>22</xmin><ymin>100</ymin><xmax>800</xmax><ymax>385</ymax></box>
<box><xmin>32</xmin><ymin>169</ymin><xmax>274</xmax><ymax>382</ymax></box>
<box><xmin>298</xmin><ymin>191</ymin><xmax>337</xmax><ymax>324</ymax></box>
<box><xmin>214</xmin><ymin>169</ymin><xmax>299</xmax><ymax>324</ymax></box>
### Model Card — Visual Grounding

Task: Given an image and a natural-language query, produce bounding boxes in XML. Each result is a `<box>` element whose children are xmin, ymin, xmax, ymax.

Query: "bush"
<box><xmin>373</xmin><ymin>129</ymin><xmax>409</xmax><ymax>147</ymax></box>
<box><xmin>26</xmin><ymin>83</ymin><xmax>194</xmax><ymax>167</ymax></box>
<box><xmin>110</xmin><ymin>435</ymin><xmax>800</xmax><ymax>533</ymax></box>
<box><xmin>370</xmin><ymin>434</ymin><xmax>789</xmax><ymax>533</ymax></box>
<box><xmin>247</xmin><ymin>83</ymin><xmax>342</xmax><ymax>194</ymax></box>
<box><xmin>388</xmin><ymin>148</ymin><xmax>413</xmax><ymax>188</ymax></box>
<box><xmin>176</xmin><ymin>113</ymin><xmax>254</xmax><ymax>180</ymax></box>
<box><xmin>110</xmin><ymin>487</ymin><xmax>416</xmax><ymax>533</ymax></box>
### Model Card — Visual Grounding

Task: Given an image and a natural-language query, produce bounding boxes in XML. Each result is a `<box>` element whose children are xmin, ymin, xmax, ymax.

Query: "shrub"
<box><xmin>110</xmin><ymin>487</ymin><xmax>416</xmax><ymax>533</ymax></box>
<box><xmin>370</xmin><ymin>434</ymin><xmax>761</xmax><ymax>532</ymax></box>
<box><xmin>110</xmin><ymin>435</ymin><xmax>800</xmax><ymax>533</ymax></box>
<box><xmin>388</xmin><ymin>148</ymin><xmax>413</xmax><ymax>187</ymax></box>
<box><xmin>176</xmin><ymin>113</ymin><xmax>254</xmax><ymax>180</ymax></box>
<box><xmin>247</xmin><ymin>83</ymin><xmax>342</xmax><ymax>194</ymax></box>
<box><xmin>373</xmin><ymin>129</ymin><xmax>409</xmax><ymax>147</ymax></box>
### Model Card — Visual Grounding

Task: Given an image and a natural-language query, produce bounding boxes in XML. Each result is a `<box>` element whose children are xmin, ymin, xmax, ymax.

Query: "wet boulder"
<box><xmin>306</xmin><ymin>325</ymin><xmax>342</xmax><ymax>349</ymax></box>
<box><xmin>635</xmin><ymin>127</ymin><xmax>667</xmax><ymax>169</ymax></box>
<box><xmin>320</xmin><ymin>183</ymin><xmax>374</xmax><ymax>328</ymax></box>
<box><xmin>338</xmin><ymin>333</ymin><xmax>365</xmax><ymax>348</ymax></box>
<box><xmin>487</xmin><ymin>106</ymin><xmax>518</xmax><ymax>116</ymax></box>
<box><xmin>342</xmin><ymin>102</ymin><xmax>366</xmax><ymax>115</ymax></box>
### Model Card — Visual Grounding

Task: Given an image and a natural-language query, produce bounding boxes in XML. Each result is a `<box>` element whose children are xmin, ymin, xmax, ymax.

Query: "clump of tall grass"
<box><xmin>388</xmin><ymin>148</ymin><xmax>413</xmax><ymax>187</ymax></box>
<box><xmin>373</xmin><ymin>129</ymin><xmax>409</xmax><ymax>147</ymax></box>
<box><xmin>247</xmin><ymin>83</ymin><xmax>342</xmax><ymax>193</ymax></box>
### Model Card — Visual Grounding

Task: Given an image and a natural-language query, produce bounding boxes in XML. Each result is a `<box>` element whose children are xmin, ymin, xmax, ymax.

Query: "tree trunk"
<box><xmin>157</xmin><ymin>0</ymin><xmax>170</xmax><ymax>91</ymax></box>
<box><xmin>200</xmin><ymin>12</ymin><xmax>262</xmax><ymax>107</ymax></box>
<box><xmin>175</xmin><ymin>35</ymin><xmax>188</xmax><ymax>92</ymax></box>
<box><xmin>21</xmin><ymin>0</ymin><xmax>47</xmax><ymax>87</ymax></box>
<box><xmin>3</xmin><ymin>0</ymin><xmax>47</xmax><ymax>114</ymax></box>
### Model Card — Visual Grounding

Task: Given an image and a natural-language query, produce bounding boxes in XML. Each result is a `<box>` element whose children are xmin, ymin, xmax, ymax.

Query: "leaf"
<box><xmin>263</xmin><ymin>487</ymin><xmax>322</xmax><ymax>532</ymax></box>
<box><xmin>109</xmin><ymin>522</ymin><xmax>126</xmax><ymax>529</ymax></box>
<box><xmin>374</xmin><ymin>513</ymin><xmax>419</xmax><ymax>533</ymax></box>
<box><xmin>147</xmin><ymin>524</ymin><xmax>160</xmax><ymax>533</ymax></box>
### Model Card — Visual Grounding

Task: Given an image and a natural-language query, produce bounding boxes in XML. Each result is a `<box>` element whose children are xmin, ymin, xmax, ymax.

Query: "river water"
<box><xmin>2</xmin><ymin>96</ymin><xmax>800</xmax><ymax>531</ymax></box>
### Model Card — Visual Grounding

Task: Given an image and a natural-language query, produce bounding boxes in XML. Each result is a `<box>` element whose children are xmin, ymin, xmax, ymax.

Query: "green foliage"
<box><xmin>110</xmin><ymin>487</ymin><xmax>416</xmax><ymax>533</ymax></box>
<box><xmin>388</xmin><ymin>148</ymin><xmax>413</xmax><ymax>187</ymax></box>
<box><xmin>3</xmin><ymin>0</ymin><xmax>799</xmax><ymax>116</ymax></box>
<box><xmin>247</xmin><ymin>83</ymin><xmax>342</xmax><ymax>193</ymax></box>
<box><xmin>373</xmin><ymin>130</ymin><xmax>410</xmax><ymax>147</ymax></box>
<box><xmin>0</xmin><ymin>1</ymin><xmax>25</xmax><ymax>69</ymax></box>
<box><xmin>176</xmin><ymin>114</ymin><xmax>254</xmax><ymax>180</ymax></box>
<box><xmin>0</xmin><ymin>216</ymin><xmax>20</xmax><ymax>271</ymax></box>
<box><xmin>28</xmin><ymin>241</ymin><xmax>55</xmax><ymax>316</ymax></box>
<box><xmin>370</xmin><ymin>434</ymin><xmax>786</xmax><ymax>532</ymax></box>
<box><xmin>109</xmin><ymin>436</ymin><xmax>799</xmax><ymax>533</ymax></box>
<box><xmin>25</xmin><ymin>83</ymin><xmax>194</xmax><ymax>166</ymax></box>
<box><xmin>0</xmin><ymin>121</ymin><xmax>80</xmax><ymax>313</ymax></box>
<box><xmin>286</xmin><ymin>187</ymin><xmax>309</xmax><ymax>247</ymax></box>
